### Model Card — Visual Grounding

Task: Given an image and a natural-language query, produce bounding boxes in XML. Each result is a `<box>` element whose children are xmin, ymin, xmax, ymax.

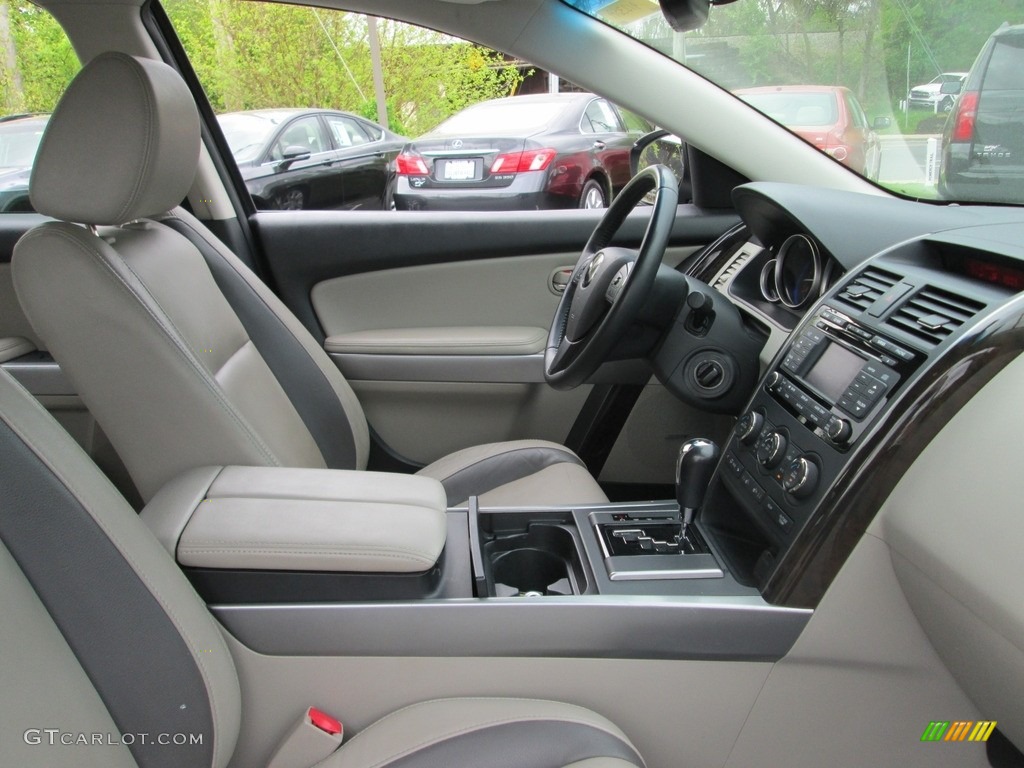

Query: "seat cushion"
<box><xmin>323</xmin><ymin>698</ymin><xmax>644</xmax><ymax>768</ymax></box>
<box><xmin>417</xmin><ymin>439</ymin><xmax>608</xmax><ymax>507</ymax></box>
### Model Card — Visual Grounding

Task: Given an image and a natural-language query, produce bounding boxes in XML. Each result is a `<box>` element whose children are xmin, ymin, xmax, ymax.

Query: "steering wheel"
<box><xmin>544</xmin><ymin>164</ymin><xmax>678</xmax><ymax>390</ymax></box>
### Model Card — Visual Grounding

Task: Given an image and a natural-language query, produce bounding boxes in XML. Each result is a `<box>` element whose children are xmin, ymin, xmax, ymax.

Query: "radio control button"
<box><xmin>782</xmin><ymin>352</ymin><xmax>804</xmax><ymax>373</ymax></box>
<box><xmin>825</xmin><ymin>416</ymin><xmax>852</xmax><ymax>444</ymax></box>
<box><xmin>804</xmin><ymin>328</ymin><xmax>826</xmax><ymax>343</ymax></box>
<box><xmin>820</xmin><ymin>310</ymin><xmax>847</xmax><ymax>328</ymax></box>
<box><xmin>879</xmin><ymin>354</ymin><xmax>899</xmax><ymax>367</ymax></box>
<box><xmin>810</xmin><ymin>403</ymin><xmax>831</xmax><ymax>426</ymax></box>
<box><xmin>861</xmin><ymin>361</ymin><xmax>900</xmax><ymax>386</ymax></box>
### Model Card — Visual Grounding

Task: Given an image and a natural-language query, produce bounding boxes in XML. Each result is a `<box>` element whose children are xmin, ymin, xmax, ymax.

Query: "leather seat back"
<box><xmin>13</xmin><ymin>53</ymin><xmax>369</xmax><ymax>501</ymax></box>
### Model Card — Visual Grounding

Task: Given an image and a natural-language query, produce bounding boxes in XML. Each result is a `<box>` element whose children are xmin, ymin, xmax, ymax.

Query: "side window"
<box><xmin>271</xmin><ymin>116</ymin><xmax>326</xmax><ymax>160</ymax></box>
<box><xmin>167</xmin><ymin>1</ymin><xmax>638</xmax><ymax>213</ymax></box>
<box><xmin>358</xmin><ymin>120</ymin><xmax>383</xmax><ymax>142</ymax></box>
<box><xmin>326</xmin><ymin>115</ymin><xmax>371</xmax><ymax>148</ymax></box>
<box><xmin>582</xmin><ymin>99</ymin><xmax>624</xmax><ymax>133</ymax></box>
<box><xmin>0</xmin><ymin>7</ymin><xmax>79</xmax><ymax>213</ymax></box>
<box><xmin>846</xmin><ymin>95</ymin><xmax>868</xmax><ymax>130</ymax></box>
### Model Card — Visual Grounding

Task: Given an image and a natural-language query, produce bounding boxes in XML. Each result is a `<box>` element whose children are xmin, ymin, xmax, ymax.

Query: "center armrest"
<box><xmin>141</xmin><ymin>466</ymin><xmax>448</xmax><ymax>574</ymax></box>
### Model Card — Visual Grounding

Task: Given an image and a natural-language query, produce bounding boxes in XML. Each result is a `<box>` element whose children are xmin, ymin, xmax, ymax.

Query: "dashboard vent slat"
<box><xmin>885</xmin><ymin>286</ymin><xmax>985</xmax><ymax>347</ymax></box>
<box><xmin>834</xmin><ymin>267</ymin><xmax>900</xmax><ymax>313</ymax></box>
<box><xmin>712</xmin><ymin>249</ymin><xmax>756</xmax><ymax>290</ymax></box>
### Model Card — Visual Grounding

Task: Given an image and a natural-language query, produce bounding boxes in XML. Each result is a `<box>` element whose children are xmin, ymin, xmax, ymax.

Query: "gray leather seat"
<box><xmin>12</xmin><ymin>52</ymin><xmax>607</xmax><ymax>508</ymax></box>
<box><xmin>0</xmin><ymin>366</ymin><xmax>644</xmax><ymax>768</ymax></box>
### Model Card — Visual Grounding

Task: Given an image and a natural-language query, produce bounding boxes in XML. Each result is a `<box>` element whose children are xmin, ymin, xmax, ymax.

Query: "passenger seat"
<box><xmin>0</xmin><ymin>366</ymin><xmax>645</xmax><ymax>768</ymax></box>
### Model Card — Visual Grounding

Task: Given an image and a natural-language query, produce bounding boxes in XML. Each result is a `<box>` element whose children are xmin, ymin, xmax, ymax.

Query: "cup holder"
<box><xmin>484</xmin><ymin>524</ymin><xmax>587</xmax><ymax>597</ymax></box>
<box><xmin>492</xmin><ymin>548</ymin><xmax>570</xmax><ymax>596</ymax></box>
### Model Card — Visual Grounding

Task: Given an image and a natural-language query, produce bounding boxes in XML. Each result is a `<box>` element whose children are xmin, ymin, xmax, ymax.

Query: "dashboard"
<box><xmin>690</xmin><ymin>183</ymin><xmax>1024</xmax><ymax>607</ymax></box>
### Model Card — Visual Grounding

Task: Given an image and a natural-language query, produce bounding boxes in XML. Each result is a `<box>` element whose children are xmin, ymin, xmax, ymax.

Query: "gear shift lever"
<box><xmin>676</xmin><ymin>438</ymin><xmax>720</xmax><ymax>538</ymax></box>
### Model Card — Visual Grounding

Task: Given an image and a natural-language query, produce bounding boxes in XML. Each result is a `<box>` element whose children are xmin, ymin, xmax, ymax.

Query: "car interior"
<box><xmin>2</xmin><ymin>1</ymin><xmax>1024</xmax><ymax>768</ymax></box>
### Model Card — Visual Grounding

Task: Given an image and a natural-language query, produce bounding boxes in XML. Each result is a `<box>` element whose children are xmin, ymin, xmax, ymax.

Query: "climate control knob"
<box><xmin>783</xmin><ymin>457</ymin><xmax>820</xmax><ymax>499</ymax></box>
<box><xmin>736</xmin><ymin>410</ymin><xmax>765</xmax><ymax>446</ymax></box>
<box><xmin>756</xmin><ymin>431</ymin><xmax>787</xmax><ymax>468</ymax></box>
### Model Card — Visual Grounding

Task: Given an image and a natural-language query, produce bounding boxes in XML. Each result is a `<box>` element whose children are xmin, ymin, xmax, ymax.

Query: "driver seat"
<box><xmin>12</xmin><ymin>52</ymin><xmax>607</xmax><ymax>507</ymax></box>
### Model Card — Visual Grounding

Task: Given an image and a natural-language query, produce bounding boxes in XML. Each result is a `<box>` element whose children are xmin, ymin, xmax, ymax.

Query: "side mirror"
<box><xmin>940</xmin><ymin>81</ymin><xmax>963</xmax><ymax>96</ymax></box>
<box><xmin>278</xmin><ymin>145</ymin><xmax>311</xmax><ymax>170</ymax></box>
<box><xmin>873</xmin><ymin>116</ymin><xmax>892</xmax><ymax>130</ymax></box>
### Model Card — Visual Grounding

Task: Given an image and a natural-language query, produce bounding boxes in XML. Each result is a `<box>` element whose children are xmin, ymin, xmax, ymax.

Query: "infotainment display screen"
<box><xmin>803</xmin><ymin>342</ymin><xmax>864</xmax><ymax>402</ymax></box>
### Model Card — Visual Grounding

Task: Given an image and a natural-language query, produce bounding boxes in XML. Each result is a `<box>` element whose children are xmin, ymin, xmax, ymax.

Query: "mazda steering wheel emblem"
<box><xmin>583</xmin><ymin>252</ymin><xmax>604</xmax><ymax>287</ymax></box>
<box><xmin>451</xmin><ymin>139</ymin><xmax>463</xmax><ymax>149</ymax></box>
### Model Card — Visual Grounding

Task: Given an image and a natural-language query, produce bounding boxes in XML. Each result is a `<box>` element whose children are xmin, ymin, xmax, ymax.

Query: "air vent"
<box><xmin>834</xmin><ymin>267</ymin><xmax>900</xmax><ymax>313</ymax></box>
<box><xmin>886</xmin><ymin>286</ymin><xmax>985</xmax><ymax>347</ymax></box>
<box><xmin>713</xmin><ymin>250</ymin><xmax>756</xmax><ymax>290</ymax></box>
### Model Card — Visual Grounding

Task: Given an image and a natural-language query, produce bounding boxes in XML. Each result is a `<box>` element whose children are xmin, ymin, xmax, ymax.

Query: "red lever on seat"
<box><xmin>308</xmin><ymin>707</ymin><xmax>343</xmax><ymax>735</ymax></box>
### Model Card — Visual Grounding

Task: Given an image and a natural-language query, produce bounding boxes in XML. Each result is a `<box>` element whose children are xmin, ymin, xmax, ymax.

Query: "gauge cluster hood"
<box><xmin>733</xmin><ymin>182</ymin><xmax>1024</xmax><ymax>269</ymax></box>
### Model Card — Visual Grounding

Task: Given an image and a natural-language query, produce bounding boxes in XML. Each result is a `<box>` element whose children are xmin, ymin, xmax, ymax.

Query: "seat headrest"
<box><xmin>30</xmin><ymin>52</ymin><xmax>200</xmax><ymax>226</ymax></box>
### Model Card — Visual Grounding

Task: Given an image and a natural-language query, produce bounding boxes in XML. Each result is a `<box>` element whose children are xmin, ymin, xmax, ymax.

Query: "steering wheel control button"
<box><xmin>736</xmin><ymin>411</ymin><xmax>765</xmax><ymax>445</ymax></box>
<box><xmin>783</xmin><ymin>457</ymin><xmax>820</xmax><ymax>499</ymax></box>
<box><xmin>757</xmin><ymin>431</ymin><xmax>788</xmax><ymax>468</ymax></box>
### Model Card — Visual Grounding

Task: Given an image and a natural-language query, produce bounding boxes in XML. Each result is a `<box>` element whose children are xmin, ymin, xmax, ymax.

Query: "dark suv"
<box><xmin>939</xmin><ymin>23</ymin><xmax>1024</xmax><ymax>203</ymax></box>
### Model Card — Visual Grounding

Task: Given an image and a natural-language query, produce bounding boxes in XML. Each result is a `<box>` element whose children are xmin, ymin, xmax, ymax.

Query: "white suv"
<box><xmin>907</xmin><ymin>72</ymin><xmax>968</xmax><ymax>111</ymax></box>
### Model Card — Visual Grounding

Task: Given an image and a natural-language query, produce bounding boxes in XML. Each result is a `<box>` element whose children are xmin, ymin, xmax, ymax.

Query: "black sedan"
<box><xmin>392</xmin><ymin>93</ymin><xmax>651</xmax><ymax>211</ymax></box>
<box><xmin>217</xmin><ymin>108</ymin><xmax>407</xmax><ymax>211</ymax></box>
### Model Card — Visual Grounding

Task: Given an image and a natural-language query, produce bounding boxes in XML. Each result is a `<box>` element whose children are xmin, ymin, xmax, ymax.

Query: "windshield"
<box><xmin>563</xmin><ymin>1</ymin><xmax>1024</xmax><ymax>206</ymax></box>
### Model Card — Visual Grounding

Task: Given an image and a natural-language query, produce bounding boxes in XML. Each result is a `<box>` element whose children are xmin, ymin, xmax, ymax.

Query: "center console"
<box><xmin>723</xmin><ymin>305</ymin><xmax>923</xmax><ymax>547</ymax></box>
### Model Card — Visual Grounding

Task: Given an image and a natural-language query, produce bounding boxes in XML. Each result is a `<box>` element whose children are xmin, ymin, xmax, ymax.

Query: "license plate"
<box><xmin>440</xmin><ymin>159</ymin><xmax>479</xmax><ymax>181</ymax></box>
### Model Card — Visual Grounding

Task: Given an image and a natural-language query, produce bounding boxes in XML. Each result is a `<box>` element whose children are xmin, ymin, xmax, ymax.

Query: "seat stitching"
<box><xmin>114</xmin><ymin>57</ymin><xmax>155</xmax><ymax>224</ymax></box>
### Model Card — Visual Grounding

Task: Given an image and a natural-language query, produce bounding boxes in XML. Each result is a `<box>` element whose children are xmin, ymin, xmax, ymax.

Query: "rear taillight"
<box><xmin>396</xmin><ymin>152</ymin><xmax>429</xmax><ymax>175</ymax></box>
<box><xmin>489</xmin><ymin>148</ymin><xmax>556</xmax><ymax>174</ymax></box>
<box><xmin>951</xmin><ymin>91</ymin><xmax>979</xmax><ymax>142</ymax></box>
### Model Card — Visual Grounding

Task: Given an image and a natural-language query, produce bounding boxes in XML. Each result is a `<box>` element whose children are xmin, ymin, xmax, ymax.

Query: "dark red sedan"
<box><xmin>393</xmin><ymin>92</ymin><xmax>651</xmax><ymax>211</ymax></box>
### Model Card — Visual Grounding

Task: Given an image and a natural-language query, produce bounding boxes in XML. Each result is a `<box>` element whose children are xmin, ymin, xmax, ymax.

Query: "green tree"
<box><xmin>164</xmin><ymin>1</ymin><xmax>524</xmax><ymax>135</ymax></box>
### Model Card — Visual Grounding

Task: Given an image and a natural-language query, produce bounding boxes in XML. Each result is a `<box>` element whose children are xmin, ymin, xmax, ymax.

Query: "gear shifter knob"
<box><xmin>676</xmin><ymin>438</ymin><xmax>720</xmax><ymax>532</ymax></box>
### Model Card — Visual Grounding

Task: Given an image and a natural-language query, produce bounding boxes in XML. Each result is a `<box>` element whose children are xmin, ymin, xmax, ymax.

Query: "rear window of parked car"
<box><xmin>981</xmin><ymin>34</ymin><xmax>1024</xmax><ymax>91</ymax></box>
